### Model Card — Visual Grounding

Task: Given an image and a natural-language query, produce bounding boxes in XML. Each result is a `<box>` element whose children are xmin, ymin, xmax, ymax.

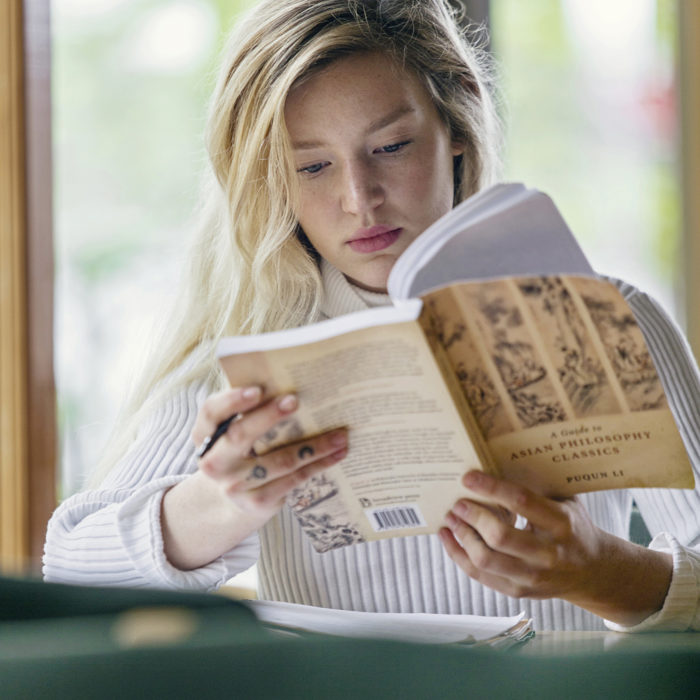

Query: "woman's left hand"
<box><xmin>439</xmin><ymin>470</ymin><xmax>673</xmax><ymax>626</ymax></box>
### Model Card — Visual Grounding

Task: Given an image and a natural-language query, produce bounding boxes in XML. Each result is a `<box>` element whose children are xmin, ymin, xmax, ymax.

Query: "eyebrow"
<box><xmin>291</xmin><ymin>104</ymin><xmax>416</xmax><ymax>151</ymax></box>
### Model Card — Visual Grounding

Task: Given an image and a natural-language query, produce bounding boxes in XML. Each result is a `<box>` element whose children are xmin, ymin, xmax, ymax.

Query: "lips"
<box><xmin>347</xmin><ymin>225</ymin><xmax>403</xmax><ymax>253</ymax></box>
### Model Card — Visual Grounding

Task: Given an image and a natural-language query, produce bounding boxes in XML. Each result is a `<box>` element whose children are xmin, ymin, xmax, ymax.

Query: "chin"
<box><xmin>344</xmin><ymin>257</ymin><xmax>395</xmax><ymax>293</ymax></box>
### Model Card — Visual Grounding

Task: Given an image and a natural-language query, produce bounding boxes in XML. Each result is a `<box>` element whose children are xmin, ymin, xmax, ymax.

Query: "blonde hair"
<box><xmin>90</xmin><ymin>0</ymin><xmax>501</xmax><ymax>485</ymax></box>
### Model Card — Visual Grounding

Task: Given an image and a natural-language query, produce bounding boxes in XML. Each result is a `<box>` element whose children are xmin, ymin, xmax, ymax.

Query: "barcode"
<box><xmin>366</xmin><ymin>504</ymin><xmax>426</xmax><ymax>532</ymax></box>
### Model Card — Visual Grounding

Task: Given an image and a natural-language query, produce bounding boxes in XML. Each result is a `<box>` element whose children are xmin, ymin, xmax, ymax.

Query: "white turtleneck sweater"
<box><xmin>43</xmin><ymin>261</ymin><xmax>700</xmax><ymax>631</ymax></box>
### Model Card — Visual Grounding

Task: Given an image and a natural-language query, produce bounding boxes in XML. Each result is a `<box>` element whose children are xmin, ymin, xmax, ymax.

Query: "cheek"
<box><xmin>296</xmin><ymin>189</ymin><xmax>334</xmax><ymax>254</ymax></box>
<box><xmin>408</xmin><ymin>139</ymin><xmax>454</xmax><ymax>193</ymax></box>
<box><xmin>296</xmin><ymin>187</ymin><xmax>324</xmax><ymax>232</ymax></box>
<box><xmin>400</xmin><ymin>154</ymin><xmax>454</xmax><ymax>213</ymax></box>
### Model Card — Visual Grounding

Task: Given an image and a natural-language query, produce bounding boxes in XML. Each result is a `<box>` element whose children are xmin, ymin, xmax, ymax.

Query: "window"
<box><xmin>54</xmin><ymin>0</ymin><xmax>258</xmax><ymax>495</ymax></box>
<box><xmin>491</xmin><ymin>0</ymin><xmax>681</xmax><ymax>318</ymax></box>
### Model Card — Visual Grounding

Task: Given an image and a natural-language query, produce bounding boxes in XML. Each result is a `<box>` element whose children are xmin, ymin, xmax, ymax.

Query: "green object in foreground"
<box><xmin>0</xmin><ymin>577</ymin><xmax>698</xmax><ymax>699</ymax></box>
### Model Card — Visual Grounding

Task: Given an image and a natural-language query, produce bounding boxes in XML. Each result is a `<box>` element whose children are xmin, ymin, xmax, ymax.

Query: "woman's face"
<box><xmin>285</xmin><ymin>51</ymin><xmax>463</xmax><ymax>293</ymax></box>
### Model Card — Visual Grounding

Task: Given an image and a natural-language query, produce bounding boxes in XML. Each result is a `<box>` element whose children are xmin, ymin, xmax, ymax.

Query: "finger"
<box><xmin>216</xmin><ymin>393</ymin><xmax>300</xmax><ymax>458</ymax></box>
<box><xmin>438</xmin><ymin>527</ymin><xmax>529</xmax><ymax>597</ymax></box>
<box><xmin>192</xmin><ymin>386</ymin><xmax>263</xmax><ymax>444</ymax></box>
<box><xmin>449</xmin><ymin>500</ymin><xmax>556</xmax><ymax>568</ymax></box>
<box><xmin>199</xmin><ymin>392</ymin><xmax>300</xmax><ymax>465</ymax></box>
<box><xmin>464</xmin><ymin>500</ymin><xmax>516</xmax><ymax>527</ymax></box>
<box><xmin>443</xmin><ymin>512</ymin><xmax>523</xmax><ymax>578</ymax></box>
<box><xmin>462</xmin><ymin>470</ymin><xmax>571</xmax><ymax>538</ymax></box>
<box><xmin>227</xmin><ymin>429</ymin><xmax>348</xmax><ymax>490</ymax></box>
<box><xmin>230</xmin><ymin>446</ymin><xmax>349</xmax><ymax>509</ymax></box>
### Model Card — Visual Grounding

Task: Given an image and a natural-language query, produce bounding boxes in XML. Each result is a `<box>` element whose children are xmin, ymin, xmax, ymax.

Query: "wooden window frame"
<box><xmin>0</xmin><ymin>0</ymin><xmax>55</xmax><ymax>574</ymax></box>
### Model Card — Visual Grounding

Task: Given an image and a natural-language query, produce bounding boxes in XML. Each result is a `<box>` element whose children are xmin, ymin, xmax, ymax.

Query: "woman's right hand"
<box><xmin>162</xmin><ymin>385</ymin><xmax>347</xmax><ymax>571</ymax></box>
<box><xmin>192</xmin><ymin>385</ymin><xmax>348</xmax><ymax>521</ymax></box>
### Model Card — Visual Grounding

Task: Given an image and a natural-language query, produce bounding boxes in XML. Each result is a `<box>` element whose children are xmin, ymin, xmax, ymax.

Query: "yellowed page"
<box><xmin>422</xmin><ymin>276</ymin><xmax>694</xmax><ymax>498</ymax></box>
<box><xmin>220</xmin><ymin>320</ymin><xmax>481</xmax><ymax>552</ymax></box>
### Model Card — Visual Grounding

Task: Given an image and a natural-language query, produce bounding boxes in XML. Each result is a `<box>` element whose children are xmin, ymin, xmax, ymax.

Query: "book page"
<box><xmin>388</xmin><ymin>184</ymin><xmax>594</xmax><ymax>300</ymax></box>
<box><xmin>217</xmin><ymin>300</ymin><xmax>422</xmax><ymax>354</ymax></box>
<box><xmin>247</xmin><ymin>599</ymin><xmax>531</xmax><ymax>645</ymax></box>
<box><xmin>219</xmin><ymin>320</ymin><xmax>481</xmax><ymax>552</ymax></box>
<box><xmin>421</xmin><ymin>275</ymin><xmax>694</xmax><ymax>497</ymax></box>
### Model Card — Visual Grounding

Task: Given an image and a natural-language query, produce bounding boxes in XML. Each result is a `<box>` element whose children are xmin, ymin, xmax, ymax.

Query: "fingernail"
<box><xmin>277</xmin><ymin>394</ymin><xmax>298</xmax><ymax>412</ymax></box>
<box><xmin>242</xmin><ymin>386</ymin><xmax>261</xmax><ymax>399</ymax></box>
<box><xmin>330</xmin><ymin>431</ymin><xmax>347</xmax><ymax>447</ymax></box>
<box><xmin>463</xmin><ymin>470</ymin><xmax>483</xmax><ymax>488</ymax></box>
<box><xmin>332</xmin><ymin>447</ymin><xmax>348</xmax><ymax>461</ymax></box>
<box><xmin>453</xmin><ymin>501</ymin><xmax>469</xmax><ymax>518</ymax></box>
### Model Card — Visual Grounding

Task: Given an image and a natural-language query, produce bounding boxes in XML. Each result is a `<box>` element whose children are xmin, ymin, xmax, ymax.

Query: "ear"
<box><xmin>451</xmin><ymin>140</ymin><xmax>465</xmax><ymax>157</ymax></box>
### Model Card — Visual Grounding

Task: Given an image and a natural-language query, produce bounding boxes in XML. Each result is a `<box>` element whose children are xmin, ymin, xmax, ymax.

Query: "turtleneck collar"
<box><xmin>319</xmin><ymin>259</ymin><xmax>391</xmax><ymax>319</ymax></box>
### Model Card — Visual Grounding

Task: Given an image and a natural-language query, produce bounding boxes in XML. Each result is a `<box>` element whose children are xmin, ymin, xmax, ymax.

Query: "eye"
<box><xmin>297</xmin><ymin>161</ymin><xmax>328</xmax><ymax>175</ymax></box>
<box><xmin>375</xmin><ymin>140</ymin><xmax>411</xmax><ymax>154</ymax></box>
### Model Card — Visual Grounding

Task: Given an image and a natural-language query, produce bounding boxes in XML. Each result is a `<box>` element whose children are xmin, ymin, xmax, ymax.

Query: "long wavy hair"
<box><xmin>91</xmin><ymin>0</ymin><xmax>501</xmax><ymax>485</ymax></box>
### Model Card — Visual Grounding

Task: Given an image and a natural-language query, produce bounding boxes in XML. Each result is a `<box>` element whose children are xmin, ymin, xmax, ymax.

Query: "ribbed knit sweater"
<box><xmin>43</xmin><ymin>261</ymin><xmax>700</xmax><ymax>631</ymax></box>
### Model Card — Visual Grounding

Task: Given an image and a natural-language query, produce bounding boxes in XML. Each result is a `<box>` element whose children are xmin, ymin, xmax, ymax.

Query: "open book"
<box><xmin>217</xmin><ymin>183</ymin><xmax>695</xmax><ymax>553</ymax></box>
<box><xmin>247</xmin><ymin>599</ymin><xmax>533</xmax><ymax>648</ymax></box>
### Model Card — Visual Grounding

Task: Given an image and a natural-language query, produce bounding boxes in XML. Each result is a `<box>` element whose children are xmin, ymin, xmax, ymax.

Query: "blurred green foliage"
<box><xmin>53</xmin><ymin>0</ymin><xmax>256</xmax><ymax>281</ymax></box>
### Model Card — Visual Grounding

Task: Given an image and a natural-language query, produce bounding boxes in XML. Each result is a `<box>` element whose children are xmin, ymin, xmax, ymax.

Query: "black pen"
<box><xmin>196</xmin><ymin>413</ymin><xmax>240</xmax><ymax>459</ymax></box>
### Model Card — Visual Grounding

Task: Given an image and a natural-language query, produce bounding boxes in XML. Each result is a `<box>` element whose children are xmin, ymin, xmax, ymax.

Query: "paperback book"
<box><xmin>217</xmin><ymin>183</ymin><xmax>694</xmax><ymax>552</ymax></box>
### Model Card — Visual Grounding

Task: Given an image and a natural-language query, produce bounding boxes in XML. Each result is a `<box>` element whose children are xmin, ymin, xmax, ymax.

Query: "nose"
<box><xmin>340</xmin><ymin>159</ymin><xmax>384</xmax><ymax>216</ymax></box>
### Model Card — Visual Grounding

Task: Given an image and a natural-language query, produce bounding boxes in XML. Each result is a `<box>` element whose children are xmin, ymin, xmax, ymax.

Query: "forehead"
<box><xmin>284</xmin><ymin>51</ymin><xmax>437</xmax><ymax>137</ymax></box>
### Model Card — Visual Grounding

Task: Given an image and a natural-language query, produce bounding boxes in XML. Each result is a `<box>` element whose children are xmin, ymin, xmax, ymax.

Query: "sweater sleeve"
<box><xmin>42</xmin><ymin>373</ymin><xmax>259</xmax><ymax>590</ymax></box>
<box><xmin>604</xmin><ymin>279</ymin><xmax>700</xmax><ymax>632</ymax></box>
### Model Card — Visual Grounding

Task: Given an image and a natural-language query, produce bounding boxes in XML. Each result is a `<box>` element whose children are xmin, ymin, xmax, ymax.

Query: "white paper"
<box><xmin>248</xmin><ymin>599</ymin><xmax>528</xmax><ymax>645</ymax></box>
<box><xmin>387</xmin><ymin>183</ymin><xmax>595</xmax><ymax>299</ymax></box>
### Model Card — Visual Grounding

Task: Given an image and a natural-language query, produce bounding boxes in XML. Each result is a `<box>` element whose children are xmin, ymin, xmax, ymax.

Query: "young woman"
<box><xmin>44</xmin><ymin>0</ymin><xmax>700</xmax><ymax>632</ymax></box>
